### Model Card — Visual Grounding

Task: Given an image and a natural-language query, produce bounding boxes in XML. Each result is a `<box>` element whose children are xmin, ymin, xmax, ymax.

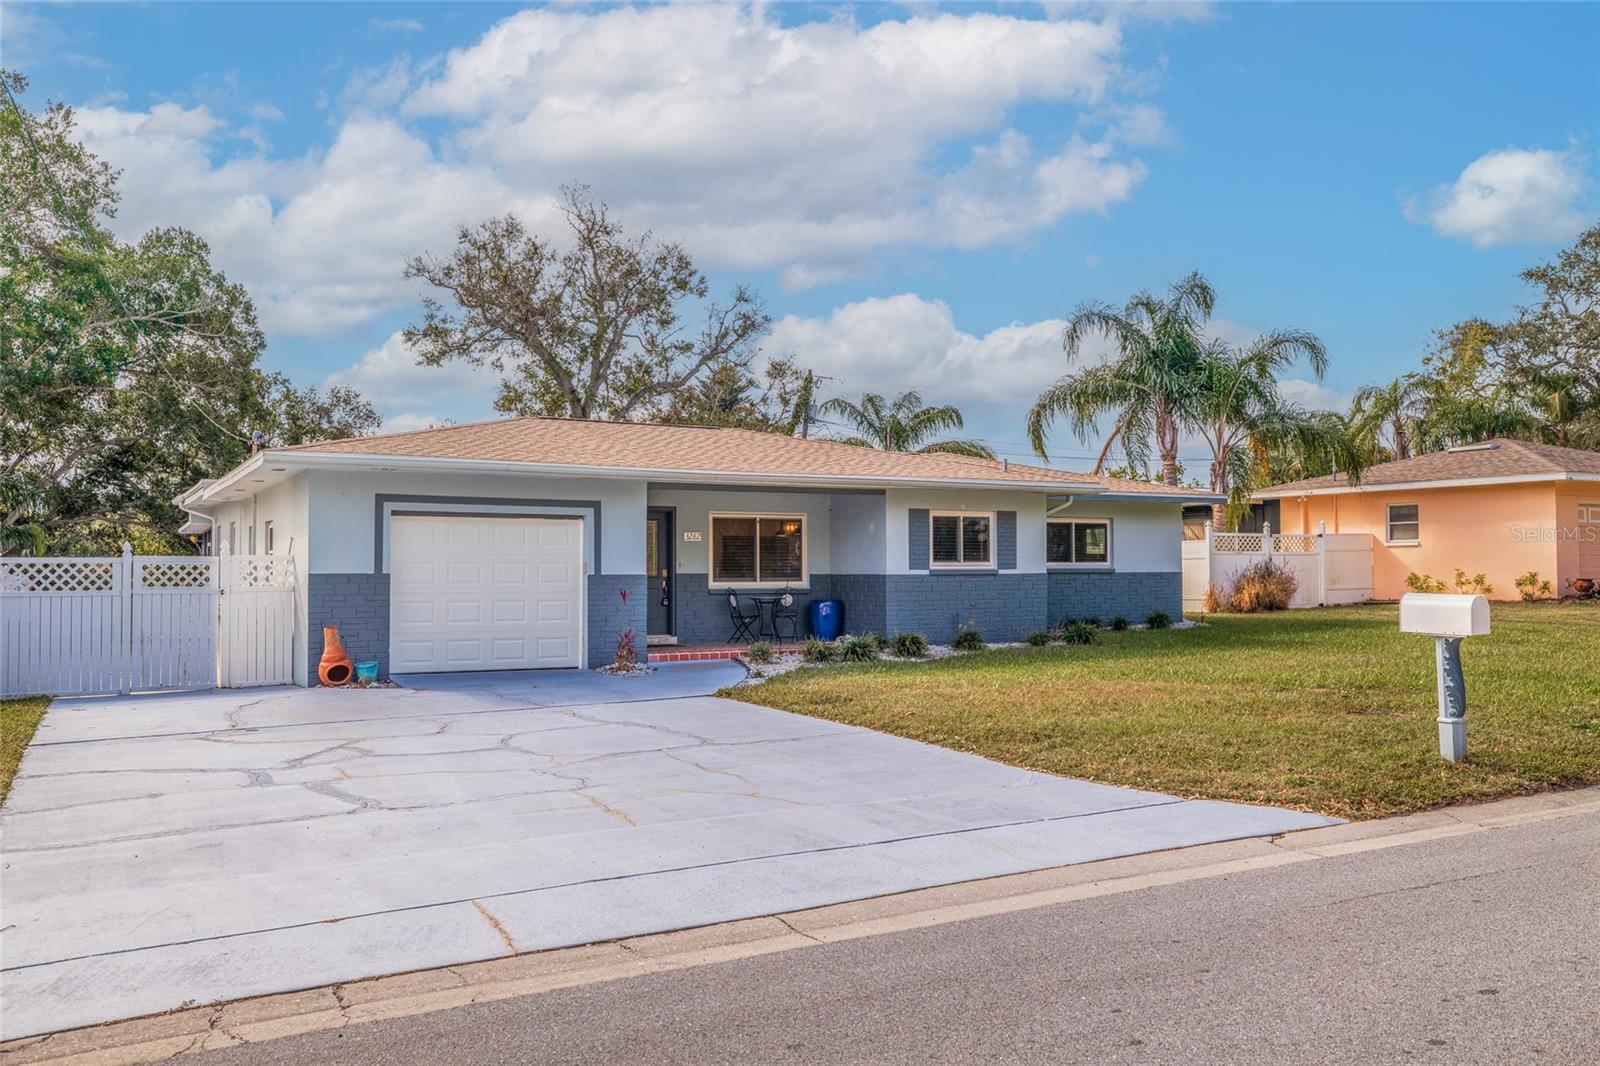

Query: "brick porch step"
<box><xmin>648</xmin><ymin>644</ymin><xmax>759</xmax><ymax>663</ymax></box>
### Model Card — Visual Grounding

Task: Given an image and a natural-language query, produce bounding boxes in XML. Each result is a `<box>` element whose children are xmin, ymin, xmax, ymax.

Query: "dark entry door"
<box><xmin>646</xmin><ymin>509</ymin><xmax>674</xmax><ymax>636</ymax></box>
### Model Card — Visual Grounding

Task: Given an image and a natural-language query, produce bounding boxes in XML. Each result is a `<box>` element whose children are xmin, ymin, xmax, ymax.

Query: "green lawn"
<box><xmin>2</xmin><ymin>697</ymin><xmax>50</xmax><ymax>806</ymax></box>
<box><xmin>727</xmin><ymin>604</ymin><xmax>1600</xmax><ymax>820</ymax></box>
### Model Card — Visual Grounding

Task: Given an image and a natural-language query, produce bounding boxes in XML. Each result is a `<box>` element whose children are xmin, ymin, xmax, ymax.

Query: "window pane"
<box><xmin>961</xmin><ymin>516</ymin><xmax>991</xmax><ymax>563</ymax></box>
<box><xmin>713</xmin><ymin>517</ymin><xmax>757</xmax><ymax>582</ymax></box>
<box><xmin>1046</xmin><ymin>522</ymin><xmax>1073</xmax><ymax>564</ymax></box>
<box><xmin>1389</xmin><ymin>522</ymin><xmax>1419</xmax><ymax>542</ymax></box>
<box><xmin>1389</xmin><ymin>504</ymin><xmax>1419</xmax><ymax>523</ymax></box>
<box><xmin>931</xmin><ymin>515</ymin><xmax>960</xmax><ymax>563</ymax></box>
<box><xmin>758</xmin><ymin>517</ymin><xmax>804</xmax><ymax>582</ymax></box>
<box><xmin>1074</xmin><ymin>522</ymin><xmax>1108</xmax><ymax>564</ymax></box>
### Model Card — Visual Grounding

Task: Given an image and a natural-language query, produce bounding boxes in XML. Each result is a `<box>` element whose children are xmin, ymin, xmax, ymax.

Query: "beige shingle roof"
<box><xmin>1257</xmin><ymin>438</ymin><xmax>1600</xmax><ymax>496</ymax></box>
<box><xmin>273</xmin><ymin>415</ymin><xmax>1218</xmax><ymax>495</ymax></box>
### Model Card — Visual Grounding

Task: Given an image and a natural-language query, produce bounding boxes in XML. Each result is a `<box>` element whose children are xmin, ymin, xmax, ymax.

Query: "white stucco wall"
<box><xmin>305</xmin><ymin>469</ymin><xmax>648</xmax><ymax>576</ymax></box>
<box><xmin>1047</xmin><ymin>499</ymin><xmax>1184</xmax><ymax>573</ymax></box>
<box><xmin>829</xmin><ymin>493</ymin><xmax>888</xmax><ymax>574</ymax></box>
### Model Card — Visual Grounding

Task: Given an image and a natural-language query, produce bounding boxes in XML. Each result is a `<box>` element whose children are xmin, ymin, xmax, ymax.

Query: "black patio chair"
<box><xmin>770</xmin><ymin>586</ymin><xmax>801</xmax><ymax>644</ymax></box>
<box><xmin>725</xmin><ymin>589</ymin><xmax>761</xmax><ymax>643</ymax></box>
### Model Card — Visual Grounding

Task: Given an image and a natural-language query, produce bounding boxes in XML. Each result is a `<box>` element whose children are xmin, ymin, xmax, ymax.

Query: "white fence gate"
<box><xmin>1</xmin><ymin>545</ymin><xmax>294</xmax><ymax>698</ymax></box>
<box><xmin>1182</xmin><ymin>522</ymin><xmax>1373</xmax><ymax>613</ymax></box>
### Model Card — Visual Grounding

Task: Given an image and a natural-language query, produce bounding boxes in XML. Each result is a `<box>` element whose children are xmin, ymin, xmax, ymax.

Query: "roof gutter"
<box><xmin>1255</xmin><ymin>471</ymin><xmax>1600</xmax><ymax>499</ymax></box>
<box><xmin>195</xmin><ymin>450</ymin><xmax>1109</xmax><ymax>498</ymax></box>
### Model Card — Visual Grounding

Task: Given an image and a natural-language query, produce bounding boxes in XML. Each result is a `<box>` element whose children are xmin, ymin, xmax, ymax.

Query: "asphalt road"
<box><xmin>196</xmin><ymin>808</ymin><xmax>1600</xmax><ymax>1066</ymax></box>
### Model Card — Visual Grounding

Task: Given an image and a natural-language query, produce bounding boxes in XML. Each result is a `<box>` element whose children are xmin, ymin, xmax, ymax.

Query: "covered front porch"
<box><xmin>642</xmin><ymin>484</ymin><xmax>887</xmax><ymax>649</ymax></box>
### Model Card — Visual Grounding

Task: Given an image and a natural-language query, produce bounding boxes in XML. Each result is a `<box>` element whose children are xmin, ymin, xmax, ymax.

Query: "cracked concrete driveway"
<box><xmin>0</xmin><ymin>665</ymin><xmax>1337</xmax><ymax>1039</ymax></box>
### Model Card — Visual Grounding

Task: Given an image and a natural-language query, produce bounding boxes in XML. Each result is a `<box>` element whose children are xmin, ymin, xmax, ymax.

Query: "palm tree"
<box><xmin>1187</xmin><ymin>330</ymin><xmax>1346</xmax><ymax>526</ymax></box>
<box><xmin>1352</xmin><ymin>373</ymin><xmax>1428</xmax><ymax>460</ymax></box>
<box><xmin>819</xmin><ymin>391</ymin><xmax>995</xmax><ymax>458</ymax></box>
<box><xmin>1027</xmin><ymin>272</ymin><xmax>1215</xmax><ymax>486</ymax></box>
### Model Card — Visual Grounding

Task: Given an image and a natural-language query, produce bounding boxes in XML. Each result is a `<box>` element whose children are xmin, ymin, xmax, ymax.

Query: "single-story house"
<box><xmin>1255</xmin><ymin>438</ymin><xmax>1600</xmax><ymax>600</ymax></box>
<box><xmin>176</xmin><ymin>416</ymin><xmax>1220</xmax><ymax>684</ymax></box>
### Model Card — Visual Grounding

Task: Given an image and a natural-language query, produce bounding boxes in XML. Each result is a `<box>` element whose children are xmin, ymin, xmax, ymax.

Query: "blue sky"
<box><xmin>9</xmin><ymin>1</ymin><xmax>1598</xmax><ymax>470</ymax></box>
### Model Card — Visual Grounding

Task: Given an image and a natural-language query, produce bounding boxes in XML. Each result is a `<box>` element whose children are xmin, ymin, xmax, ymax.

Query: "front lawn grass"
<box><xmin>727</xmin><ymin>604</ymin><xmax>1600</xmax><ymax>819</ymax></box>
<box><xmin>2</xmin><ymin>697</ymin><xmax>50</xmax><ymax>806</ymax></box>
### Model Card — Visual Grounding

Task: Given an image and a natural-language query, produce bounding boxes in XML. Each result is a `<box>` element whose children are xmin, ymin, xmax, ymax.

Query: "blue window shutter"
<box><xmin>908</xmin><ymin>509</ymin><xmax>929</xmax><ymax>570</ymax></box>
<box><xmin>997</xmin><ymin>511</ymin><xmax>1017</xmax><ymax>570</ymax></box>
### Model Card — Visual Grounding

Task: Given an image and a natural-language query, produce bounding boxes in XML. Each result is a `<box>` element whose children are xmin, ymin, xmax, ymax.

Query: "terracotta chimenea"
<box><xmin>319</xmin><ymin>626</ymin><xmax>353</xmax><ymax>686</ymax></box>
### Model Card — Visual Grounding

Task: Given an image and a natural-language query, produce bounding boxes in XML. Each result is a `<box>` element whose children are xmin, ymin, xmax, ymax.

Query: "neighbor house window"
<box><xmin>1386</xmin><ymin>503</ymin><xmax>1420</xmax><ymax>544</ymax></box>
<box><xmin>1047</xmin><ymin>519</ymin><xmax>1111</xmax><ymax>565</ymax></box>
<box><xmin>227</xmin><ymin>522</ymin><xmax>237</xmax><ymax>554</ymax></box>
<box><xmin>931</xmin><ymin>512</ymin><xmax>992</xmax><ymax>567</ymax></box>
<box><xmin>710</xmin><ymin>514</ymin><xmax>806</xmax><ymax>585</ymax></box>
<box><xmin>264</xmin><ymin>521</ymin><xmax>275</xmax><ymax>555</ymax></box>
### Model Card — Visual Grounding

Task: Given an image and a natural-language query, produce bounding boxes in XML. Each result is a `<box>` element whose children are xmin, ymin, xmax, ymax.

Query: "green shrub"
<box><xmin>1026</xmin><ymin>630</ymin><xmax>1054</xmax><ymax>646</ymax></box>
<box><xmin>858</xmin><ymin>631</ymin><xmax>886</xmax><ymax>653</ymax></box>
<box><xmin>951</xmin><ymin>626</ymin><xmax>986</xmax><ymax>651</ymax></box>
<box><xmin>802</xmin><ymin>637</ymin><xmax>835</xmax><ymax>663</ymax></box>
<box><xmin>891</xmin><ymin>631</ymin><xmax>929</xmax><ymax>658</ymax></box>
<box><xmin>1110</xmin><ymin>616</ymin><xmax>1129</xmax><ymax>631</ymax></box>
<box><xmin>1144</xmin><ymin>611</ymin><xmax>1172</xmax><ymax>630</ymax></box>
<box><xmin>745</xmin><ymin>641</ymin><xmax>773</xmax><ymax>664</ymax></box>
<box><xmin>1515</xmin><ymin>571</ymin><xmax>1553</xmax><ymax>602</ymax></box>
<box><xmin>1058</xmin><ymin>620</ymin><xmax>1098</xmax><ymax>645</ymax></box>
<box><xmin>1453</xmin><ymin>569</ymin><xmax>1494</xmax><ymax>596</ymax></box>
<box><xmin>1406</xmin><ymin>572</ymin><xmax>1447</xmax><ymax>593</ymax></box>
<box><xmin>1082</xmin><ymin>616</ymin><xmax>1102</xmax><ymax>629</ymax></box>
<box><xmin>836</xmin><ymin>633</ymin><xmax>881</xmax><ymax>662</ymax></box>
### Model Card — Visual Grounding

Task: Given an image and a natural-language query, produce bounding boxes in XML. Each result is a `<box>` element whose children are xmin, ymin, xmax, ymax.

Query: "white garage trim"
<box><xmin>388</xmin><ymin>514</ymin><xmax>587</xmax><ymax>673</ymax></box>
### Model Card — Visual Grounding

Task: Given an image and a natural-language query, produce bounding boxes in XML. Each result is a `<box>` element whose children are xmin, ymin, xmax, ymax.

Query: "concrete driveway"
<box><xmin>0</xmin><ymin>666</ymin><xmax>1336</xmax><ymax>1039</ymax></box>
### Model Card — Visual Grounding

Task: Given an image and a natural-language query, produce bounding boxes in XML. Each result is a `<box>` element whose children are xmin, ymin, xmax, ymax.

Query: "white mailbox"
<box><xmin>1399</xmin><ymin>593</ymin><xmax>1490</xmax><ymax>638</ymax></box>
<box><xmin>1398</xmin><ymin>593</ymin><xmax>1490</xmax><ymax>763</ymax></box>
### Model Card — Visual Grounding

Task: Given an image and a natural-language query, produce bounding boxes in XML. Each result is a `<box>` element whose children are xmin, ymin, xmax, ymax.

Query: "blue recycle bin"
<box><xmin>807</xmin><ymin>598</ymin><xmax>844</xmax><ymax>641</ymax></box>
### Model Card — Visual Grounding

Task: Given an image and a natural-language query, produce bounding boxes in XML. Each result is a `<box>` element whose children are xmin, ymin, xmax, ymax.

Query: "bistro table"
<box><xmin>750</xmin><ymin>596</ymin><xmax>782</xmax><ymax>642</ymax></box>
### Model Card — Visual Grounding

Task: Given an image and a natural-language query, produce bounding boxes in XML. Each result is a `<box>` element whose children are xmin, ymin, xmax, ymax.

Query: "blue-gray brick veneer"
<box><xmin>669</xmin><ymin>573</ymin><xmax>836</xmax><ymax>644</ymax></box>
<box><xmin>308</xmin><ymin>573</ymin><xmax>391</xmax><ymax>685</ymax></box>
<box><xmin>827</xmin><ymin>574</ymin><xmax>886</xmax><ymax>636</ymax></box>
<box><xmin>885</xmin><ymin>572</ymin><xmax>1047</xmax><ymax>644</ymax></box>
<box><xmin>1047</xmin><ymin>570</ymin><xmax>1182</xmax><ymax>625</ymax></box>
<box><xmin>588</xmin><ymin>574</ymin><xmax>648</xmax><ymax>668</ymax></box>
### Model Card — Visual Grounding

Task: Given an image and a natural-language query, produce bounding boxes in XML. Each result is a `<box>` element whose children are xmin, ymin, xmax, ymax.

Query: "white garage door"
<box><xmin>389</xmin><ymin>516</ymin><xmax>585</xmax><ymax>673</ymax></box>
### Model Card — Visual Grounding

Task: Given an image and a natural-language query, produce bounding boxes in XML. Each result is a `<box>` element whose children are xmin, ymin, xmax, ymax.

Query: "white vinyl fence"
<box><xmin>1182</xmin><ymin>522</ymin><xmax>1372</xmax><ymax>613</ymax></box>
<box><xmin>1</xmin><ymin>545</ymin><xmax>295</xmax><ymax>698</ymax></box>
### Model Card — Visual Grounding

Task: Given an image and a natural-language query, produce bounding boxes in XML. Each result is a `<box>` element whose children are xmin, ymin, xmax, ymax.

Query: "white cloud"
<box><xmin>403</xmin><ymin>6</ymin><xmax>1146</xmax><ymax>282</ymax></box>
<box><xmin>766</xmin><ymin>293</ymin><xmax>1090</xmax><ymax>406</ymax></box>
<box><xmin>69</xmin><ymin>5</ymin><xmax>1163</xmax><ymax>339</ymax></box>
<box><xmin>370</xmin><ymin>18</ymin><xmax>424</xmax><ymax>33</ymax></box>
<box><xmin>324</xmin><ymin>331</ymin><xmax>503</xmax><ymax>429</ymax></box>
<box><xmin>1408</xmin><ymin>147</ymin><xmax>1591</xmax><ymax>248</ymax></box>
<box><xmin>74</xmin><ymin>106</ymin><xmax>555</xmax><ymax>336</ymax></box>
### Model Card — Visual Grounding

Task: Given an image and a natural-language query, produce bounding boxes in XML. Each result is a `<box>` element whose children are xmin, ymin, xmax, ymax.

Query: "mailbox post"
<box><xmin>1398</xmin><ymin>593</ymin><xmax>1490</xmax><ymax>762</ymax></box>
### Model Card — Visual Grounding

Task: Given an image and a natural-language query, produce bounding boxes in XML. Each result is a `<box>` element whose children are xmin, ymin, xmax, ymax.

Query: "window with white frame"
<box><xmin>1047</xmin><ymin>519</ymin><xmax>1111</xmax><ymax>565</ymax></box>
<box><xmin>710</xmin><ymin>514</ymin><xmax>806</xmax><ymax>585</ymax></box>
<box><xmin>930</xmin><ymin>512</ymin><xmax>992</xmax><ymax>567</ymax></box>
<box><xmin>264</xmin><ymin>521</ymin><xmax>275</xmax><ymax>555</ymax></box>
<box><xmin>1386</xmin><ymin>503</ymin><xmax>1420</xmax><ymax>544</ymax></box>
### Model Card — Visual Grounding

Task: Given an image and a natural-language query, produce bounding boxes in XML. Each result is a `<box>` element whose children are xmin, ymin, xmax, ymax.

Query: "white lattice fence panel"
<box><xmin>1273</xmin><ymin>534</ymin><xmax>1319</xmax><ymax>555</ymax></box>
<box><xmin>133</xmin><ymin>556</ymin><xmax>218</xmax><ymax>691</ymax></box>
<box><xmin>1212</xmin><ymin>532</ymin><xmax>1265</xmax><ymax>554</ymax></box>
<box><xmin>1</xmin><ymin>557</ymin><xmax>129</xmax><ymax>697</ymax></box>
<box><xmin>221</xmin><ymin>555</ymin><xmax>296</xmax><ymax>687</ymax></box>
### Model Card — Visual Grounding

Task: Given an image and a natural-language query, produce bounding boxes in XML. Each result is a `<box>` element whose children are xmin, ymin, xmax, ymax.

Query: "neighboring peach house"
<box><xmin>1255</xmin><ymin>439</ymin><xmax>1600</xmax><ymax>601</ymax></box>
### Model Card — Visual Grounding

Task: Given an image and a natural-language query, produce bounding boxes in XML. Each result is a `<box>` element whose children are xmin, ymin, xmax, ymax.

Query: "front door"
<box><xmin>646</xmin><ymin>509</ymin><xmax>674</xmax><ymax>636</ymax></box>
